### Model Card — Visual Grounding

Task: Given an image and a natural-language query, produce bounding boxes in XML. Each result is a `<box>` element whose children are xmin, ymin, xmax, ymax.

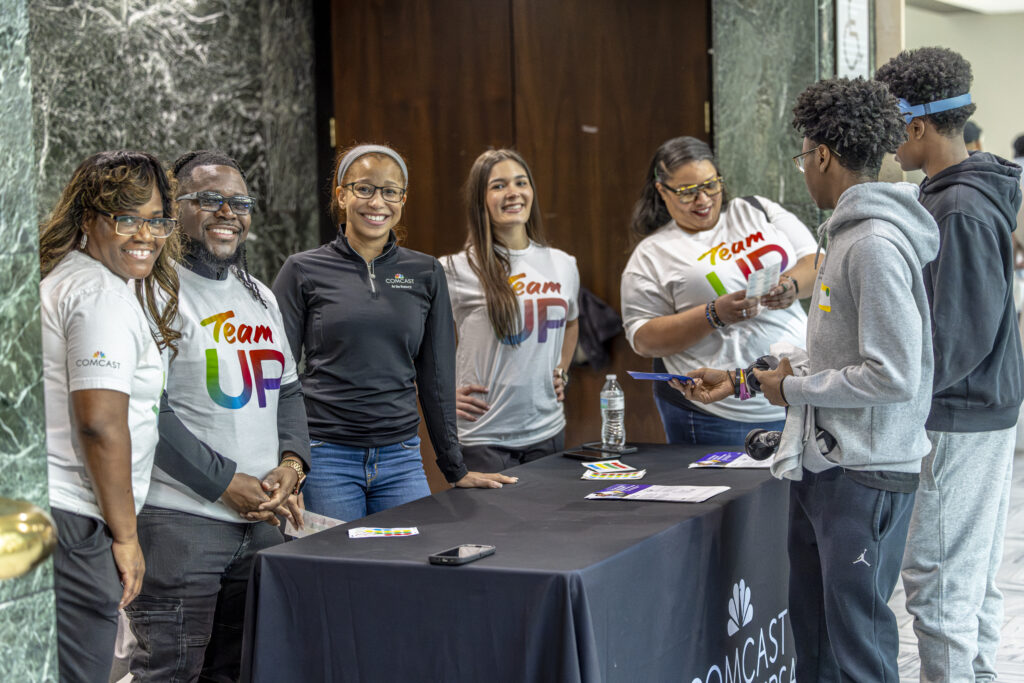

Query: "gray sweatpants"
<box><xmin>901</xmin><ymin>427</ymin><xmax>1015</xmax><ymax>682</ymax></box>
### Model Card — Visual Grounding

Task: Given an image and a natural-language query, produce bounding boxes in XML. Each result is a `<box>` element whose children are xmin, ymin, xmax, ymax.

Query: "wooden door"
<box><xmin>326</xmin><ymin>0</ymin><xmax>711</xmax><ymax>490</ymax></box>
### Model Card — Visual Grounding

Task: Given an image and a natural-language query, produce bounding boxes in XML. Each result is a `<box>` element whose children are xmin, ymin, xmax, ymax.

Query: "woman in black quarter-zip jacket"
<box><xmin>272</xmin><ymin>143</ymin><xmax>516</xmax><ymax>523</ymax></box>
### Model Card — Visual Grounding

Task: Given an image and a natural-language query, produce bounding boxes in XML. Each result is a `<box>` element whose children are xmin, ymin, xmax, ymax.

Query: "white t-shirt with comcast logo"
<box><xmin>42</xmin><ymin>250</ymin><xmax>165</xmax><ymax>520</ymax></box>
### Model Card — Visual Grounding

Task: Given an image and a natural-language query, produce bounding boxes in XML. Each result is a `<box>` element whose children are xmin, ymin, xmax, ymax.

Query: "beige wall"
<box><xmin>906</xmin><ymin>6</ymin><xmax>1024</xmax><ymax>160</ymax></box>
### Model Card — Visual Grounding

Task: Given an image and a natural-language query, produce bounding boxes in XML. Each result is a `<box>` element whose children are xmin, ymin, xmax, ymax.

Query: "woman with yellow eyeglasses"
<box><xmin>621</xmin><ymin>136</ymin><xmax>819</xmax><ymax>445</ymax></box>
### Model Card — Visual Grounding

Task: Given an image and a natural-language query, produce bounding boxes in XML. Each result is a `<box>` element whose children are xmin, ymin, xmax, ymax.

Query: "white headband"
<box><xmin>335</xmin><ymin>144</ymin><xmax>408</xmax><ymax>187</ymax></box>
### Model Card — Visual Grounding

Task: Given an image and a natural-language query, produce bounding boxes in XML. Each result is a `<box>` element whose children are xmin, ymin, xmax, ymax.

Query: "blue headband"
<box><xmin>335</xmin><ymin>144</ymin><xmax>409</xmax><ymax>187</ymax></box>
<box><xmin>898</xmin><ymin>93</ymin><xmax>972</xmax><ymax>124</ymax></box>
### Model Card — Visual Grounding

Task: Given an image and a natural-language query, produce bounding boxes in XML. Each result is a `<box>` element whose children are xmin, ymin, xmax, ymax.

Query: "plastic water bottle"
<box><xmin>600</xmin><ymin>374</ymin><xmax>626</xmax><ymax>447</ymax></box>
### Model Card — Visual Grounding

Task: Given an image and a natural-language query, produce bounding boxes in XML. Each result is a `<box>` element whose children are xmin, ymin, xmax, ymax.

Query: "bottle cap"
<box><xmin>605</xmin><ymin>374</ymin><xmax>616</xmax><ymax>379</ymax></box>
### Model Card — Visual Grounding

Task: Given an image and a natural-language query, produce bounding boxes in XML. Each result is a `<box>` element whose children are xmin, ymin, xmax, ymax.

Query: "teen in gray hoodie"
<box><xmin>878</xmin><ymin>47</ymin><xmax>1024</xmax><ymax>682</ymax></box>
<box><xmin>678</xmin><ymin>77</ymin><xmax>938</xmax><ymax>681</ymax></box>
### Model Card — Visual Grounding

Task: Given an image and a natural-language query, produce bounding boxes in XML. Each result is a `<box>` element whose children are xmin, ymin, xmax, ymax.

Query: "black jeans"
<box><xmin>460</xmin><ymin>431</ymin><xmax>565</xmax><ymax>473</ymax></box>
<box><xmin>52</xmin><ymin>508</ymin><xmax>122</xmax><ymax>683</ymax></box>
<box><xmin>788</xmin><ymin>468</ymin><xmax>914</xmax><ymax>682</ymax></box>
<box><xmin>125</xmin><ymin>506</ymin><xmax>283</xmax><ymax>682</ymax></box>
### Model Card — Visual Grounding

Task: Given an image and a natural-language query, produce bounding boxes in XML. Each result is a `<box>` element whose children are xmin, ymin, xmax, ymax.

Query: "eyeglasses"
<box><xmin>94</xmin><ymin>209</ymin><xmax>177</xmax><ymax>238</ymax></box>
<box><xmin>792</xmin><ymin>145</ymin><xmax>843</xmax><ymax>173</ymax></box>
<box><xmin>177</xmin><ymin>191</ymin><xmax>257</xmax><ymax>215</ymax></box>
<box><xmin>343</xmin><ymin>182</ymin><xmax>406</xmax><ymax>203</ymax></box>
<box><xmin>658</xmin><ymin>176</ymin><xmax>724</xmax><ymax>204</ymax></box>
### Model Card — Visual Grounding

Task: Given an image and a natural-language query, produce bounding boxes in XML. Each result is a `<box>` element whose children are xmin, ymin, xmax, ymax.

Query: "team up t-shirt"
<box><xmin>621</xmin><ymin>197</ymin><xmax>817</xmax><ymax>423</ymax></box>
<box><xmin>42</xmin><ymin>250</ymin><xmax>165</xmax><ymax>520</ymax></box>
<box><xmin>145</xmin><ymin>263</ymin><xmax>298</xmax><ymax>523</ymax></box>
<box><xmin>444</xmin><ymin>242</ymin><xmax>580</xmax><ymax>447</ymax></box>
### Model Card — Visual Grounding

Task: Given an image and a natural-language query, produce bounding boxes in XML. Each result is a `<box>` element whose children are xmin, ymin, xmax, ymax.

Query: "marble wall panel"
<box><xmin>28</xmin><ymin>0</ymin><xmax>319</xmax><ymax>283</ymax></box>
<box><xmin>712</xmin><ymin>0</ymin><xmax>835</xmax><ymax>229</ymax></box>
<box><xmin>0</xmin><ymin>588</ymin><xmax>58</xmax><ymax>683</ymax></box>
<box><xmin>0</xmin><ymin>0</ymin><xmax>57</xmax><ymax>677</ymax></box>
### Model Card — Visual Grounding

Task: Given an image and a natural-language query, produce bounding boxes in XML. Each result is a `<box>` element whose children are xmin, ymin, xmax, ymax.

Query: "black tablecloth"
<box><xmin>241</xmin><ymin>444</ymin><xmax>795</xmax><ymax>682</ymax></box>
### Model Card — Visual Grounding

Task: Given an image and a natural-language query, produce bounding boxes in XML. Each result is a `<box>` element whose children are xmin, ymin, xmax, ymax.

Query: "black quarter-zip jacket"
<box><xmin>272</xmin><ymin>229</ymin><xmax>467</xmax><ymax>483</ymax></box>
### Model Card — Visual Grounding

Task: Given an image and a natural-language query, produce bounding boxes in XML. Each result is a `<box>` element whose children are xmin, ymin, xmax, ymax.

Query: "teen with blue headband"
<box><xmin>877</xmin><ymin>47</ymin><xmax>1024</xmax><ymax>682</ymax></box>
<box><xmin>272</xmin><ymin>143</ymin><xmax>515</xmax><ymax>522</ymax></box>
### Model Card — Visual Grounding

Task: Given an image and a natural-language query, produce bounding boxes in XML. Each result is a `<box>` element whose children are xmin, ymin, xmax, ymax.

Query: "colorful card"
<box><xmin>627</xmin><ymin>371</ymin><xmax>692</xmax><ymax>383</ymax></box>
<box><xmin>284</xmin><ymin>510</ymin><xmax>345</xmax><ymax>538</ymax></box>
<box><xmin>581</xmin><ymin>469</ymin><xmax>647</xmax><ymax>480</ymax></box>
<box><xmin>689</xmin><ymin>451</ymin><xmax>772</xmax><ymax>469</ymax></box>
<box><xmin>745</xmin><ymin>262</ymin><xmax>781</xmax><ymax>298</ymax></box>
<box><xmin>348</xmin><ymin>526</ymin><xmax>420</xmax><ymax>538</ymax></box>
<box><xmin>585</xmin><ymin>483</ymin><xmax>730</xmax><ymax>503</ymax></box>
<box><xmin>581</xmin><ymin>459</ymin><xmax>636</xmax><ymax>472</ymax></box>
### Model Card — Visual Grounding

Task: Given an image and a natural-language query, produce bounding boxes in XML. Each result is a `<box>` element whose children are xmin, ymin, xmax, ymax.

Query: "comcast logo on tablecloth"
<box><xmin>726</xmin><ymin>579</ymin><xmax>754</xmax><ymax>635</ymax></box>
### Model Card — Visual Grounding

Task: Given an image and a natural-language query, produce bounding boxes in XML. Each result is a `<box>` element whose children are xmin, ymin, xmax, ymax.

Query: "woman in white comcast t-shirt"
<box><xmin>38</xmin><ymin>151</ymin><xmax>181</xmax><ymax>683</ymax></box>
<box><xmin>621</xmin><ymin>136</ymin><xmax>819</xmax><ymax>445</ymax></box>
<box><xmin>444</xmin><ymin>149</ymin><xmax>580</xmax><ymax>472</ymax></box>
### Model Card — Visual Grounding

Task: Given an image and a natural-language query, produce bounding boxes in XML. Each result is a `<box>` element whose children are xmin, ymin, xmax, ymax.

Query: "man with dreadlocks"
<box><xmin>124</xmin><ymin>150</ymin><xmax>310</xmax><ymax>682</ymax></box>
<box><xmin>877</xmin><ymin>47</ymin><xmax>1024</xmax><ymax>682</ymax></box>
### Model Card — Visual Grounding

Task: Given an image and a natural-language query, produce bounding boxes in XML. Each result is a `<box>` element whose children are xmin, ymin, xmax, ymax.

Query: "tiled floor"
<box><xmin>890</xmin><ymin>450</ymin><xmax>1024</xmax><ymax>681</ymax></box>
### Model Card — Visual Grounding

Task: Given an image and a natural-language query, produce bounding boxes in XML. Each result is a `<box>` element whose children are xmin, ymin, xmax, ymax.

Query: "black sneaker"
<box><xmin>745</xmin><ymin>428</ymin><xmax>782</xmax><ymax>461</ymax></box>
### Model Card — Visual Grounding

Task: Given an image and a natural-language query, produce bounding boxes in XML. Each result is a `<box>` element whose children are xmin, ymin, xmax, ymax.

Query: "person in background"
<box><xmin>621</xmin><ymin>136</ymin><xmax>818</xmax><ymax>445</ymax></box>
<box><xmin>443</xmin><ymin>149</ymin><xmax>579</xmax><ymax>471</ymax></box>
<box><xmin>39</xmin><ymin>150</ymin><xmax>181</xmax><ymax>682</ymax></box>
<box><xmin>125</xmin><ymin>150</ymin><xmax>309</xmax><ymax>682</ymax></box>
<box><xmin>682</xmin><ymin>77</ymin><xmax>938</xmax><ymax>681</ymax></box>
<box><xmin>963</xmin><ymin>119</ymin><xmax>983</xmax><ymax>151</ymax></box>
<box><xmin>273</xmin><ymin>143</ymin><xmax>515</xmax><ymax>522</ymax></box>
<box><xmin>877</xmin><ymin>46</ymin><xmax>1024</xmax><ymax>682</ymax></box>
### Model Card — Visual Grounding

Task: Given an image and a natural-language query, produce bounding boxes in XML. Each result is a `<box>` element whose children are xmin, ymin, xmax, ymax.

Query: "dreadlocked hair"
<box><xmin>171</xmin><ymin>149</ymin><xmax>266</xmax><ymax>308</ymax></box>
<box><xmin>39</xmin><ymin>150</ymin><xmax>182</xmax><ymax>358</ymax></box>
<box><xmin>458</xmin><ymin>149</ymin><xmax>548</xmax><ymax>345</ymax></box>
<box><xmin>791</xmin><ymin>77</ymin><xmax>907</xmax><ymax>177</ymax></box>
<box><xmin>875</xmin><ymin>47</ymin><xmax>977</xmax><ymax>136</ymax></box>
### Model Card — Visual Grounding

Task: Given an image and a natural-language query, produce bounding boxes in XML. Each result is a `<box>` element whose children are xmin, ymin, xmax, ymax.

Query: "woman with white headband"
<box><xmin>273</xmin><ymin>143</ymin><xmax>516</xmax><ymax>521</ymax></box>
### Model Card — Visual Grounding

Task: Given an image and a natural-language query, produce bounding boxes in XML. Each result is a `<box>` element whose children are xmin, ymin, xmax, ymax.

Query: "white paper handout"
<box><xmin>745</xmin><ymin>262</ymin><xmax>781</xmax><ymax>298</ymax></box>
<box><xmin>284</xmin><ymin>509</ymin><xmax>345</xmax><ymax>538</ymax></box>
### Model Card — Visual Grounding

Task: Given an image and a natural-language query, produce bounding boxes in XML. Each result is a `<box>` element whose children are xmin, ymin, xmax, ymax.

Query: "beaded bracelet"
<box><xmin>705</xmin><ymin>301</ymin><xmax>726</xmax><ymax>329</ymax></box>
<box><xmin>709</xmin><ymin>300</ymin><xmax>726</xmax><ymax>328</ymax></box>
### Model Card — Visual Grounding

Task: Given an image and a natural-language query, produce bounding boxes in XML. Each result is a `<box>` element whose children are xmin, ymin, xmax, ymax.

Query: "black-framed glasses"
<box><xmin>658</xmin><ymin>176</ymin><xmax>724</xmax><ymax>204</ymax></box>
<box><xmin>343</xmin><ymin>182</ymin><xmax>406</xmax><ymax>203</ymax></box>
<box><xmin>177</xmin><ymin>191</ymin><xmax>257</xmax><ymax>215</ymax></box>
<box><xmin>792</xmin><ymin>145</ymin><xmax>843</xmax><ymax>173</ymax></box>
<box><xmin>94</xmin><ymin>209</ymin><xmax>177</xmax><ymax>238</ymax></box>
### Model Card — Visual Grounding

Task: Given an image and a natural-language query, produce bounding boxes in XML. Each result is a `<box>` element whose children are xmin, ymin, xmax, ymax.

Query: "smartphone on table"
<box><xmin>428</xmin><ymin>544</ymin><xmax>496</xmax><ymax>566</ymax></box>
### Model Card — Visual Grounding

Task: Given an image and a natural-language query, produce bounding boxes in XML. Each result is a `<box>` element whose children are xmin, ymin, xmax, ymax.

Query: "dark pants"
<box><xmin>52</xmin><ymin>508</ymin><xmax>122</xmax><ymax>683</ymax></box>
<box><xmin>788</xmin><ymin>468</ymin><xmax>914</xmax><ymax>682</ymax></box>
<box><xmin>125</xmin><ymin>506</ymin><xmax>283</xmax><ymax>682</ymax></box>
<box><xmin>460</xmin><ymin>431</ymin><xmax>565</xmax><ymax>473</ymax></box>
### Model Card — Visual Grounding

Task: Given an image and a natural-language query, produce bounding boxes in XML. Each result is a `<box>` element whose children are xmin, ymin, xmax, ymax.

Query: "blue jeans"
<box><xmin>126</xmin><ymin>506</ymin><xmax>284</xmax><ymax>683</ymax></box>
<box><xmin>653</xmin><ymin>390</ymin><xmax>786</xmax><ymax>446</ymax></box>
<box><xmin>303</xmin><ymin>435</ymin><xmax>432</xmax><ymax>522</ymax></box>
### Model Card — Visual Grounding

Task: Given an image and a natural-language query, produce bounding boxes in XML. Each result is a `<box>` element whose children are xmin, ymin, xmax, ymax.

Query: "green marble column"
<box><xmin>0</xmin><ymin>0</ymin><xmax>58</xmax><ymax>679</ymax></box>
<box><xmin>712</xmin><ymin>0</ymin><xmax>836</xmax><ymax>228</ymax></box>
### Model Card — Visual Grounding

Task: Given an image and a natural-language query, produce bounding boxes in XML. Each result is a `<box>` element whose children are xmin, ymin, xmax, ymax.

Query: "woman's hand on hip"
<box><xmin>456</xmin><ymin>385</ymin><xmax>490</xmax><ymax>421</ymax></box>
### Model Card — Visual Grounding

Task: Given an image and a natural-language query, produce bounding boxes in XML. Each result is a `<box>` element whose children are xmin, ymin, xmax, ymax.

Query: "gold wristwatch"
<box><xmin>280</xmin><ymin>457</ymin><xmax>306</xmax><ymax>495</ymax></box>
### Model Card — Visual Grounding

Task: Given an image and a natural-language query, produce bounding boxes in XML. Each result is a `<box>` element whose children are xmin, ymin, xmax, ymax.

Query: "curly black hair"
<box><xmin>791</xmin><ymin>77</ymin><xmax>906</xmax><ymax>177</ymax></box>
<box><xmin>875</xmin><ymin>47</ymin><xmax>976</xmax><ymax>136</ymax></box>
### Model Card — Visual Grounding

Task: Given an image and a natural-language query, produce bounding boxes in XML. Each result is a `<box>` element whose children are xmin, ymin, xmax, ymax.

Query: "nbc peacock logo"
<box><xmin>93</xmin><ymin>351</ymin><xmax>105</xmax><ymax>359</ymax></box>
<box><xmin>385</xmin><ymin>272</ymin><xmax>414</xmax><ymax>288</ymax></box>
<box><xmin>726</xmin><ymin>579</ymin><xmax>754</xmax><ymax>636</ymax></box>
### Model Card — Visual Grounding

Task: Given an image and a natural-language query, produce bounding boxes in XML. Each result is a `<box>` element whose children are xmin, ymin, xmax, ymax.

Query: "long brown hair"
<box><xmin>461</xmin><ymin>149</ymin><xmax>547</xmax><ymax>344</ymax></box>
<box><xmin>39</xmin><ymin>150</ymin><xmax>182</xmax><ymax>357</ymax></box>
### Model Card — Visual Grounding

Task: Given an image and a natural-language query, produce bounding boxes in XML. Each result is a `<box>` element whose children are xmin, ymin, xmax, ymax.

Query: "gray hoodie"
<box><xmin>783</xmin><ymin>182</ymin><xmax>939</xmax><ymax>473</ymax></box>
